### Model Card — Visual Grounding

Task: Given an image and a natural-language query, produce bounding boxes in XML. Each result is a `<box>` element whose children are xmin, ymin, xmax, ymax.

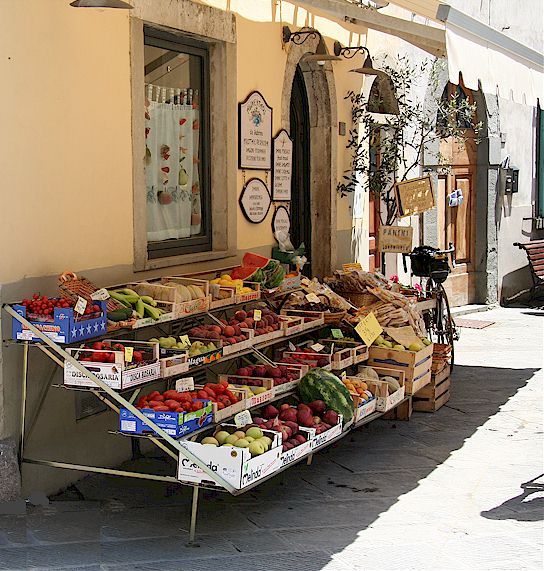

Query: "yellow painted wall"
<box><xmin>0</xmin><ymin>0</ymin><xmax>367</xmax><ymax>285</ymax></box>
<box><xmin>0</xmin><ymin>0</ymin><xmax>132</xmax><ymax>284</ymax></box>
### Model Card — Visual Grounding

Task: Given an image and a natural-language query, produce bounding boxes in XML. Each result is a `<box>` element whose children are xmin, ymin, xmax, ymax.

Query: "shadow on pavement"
<box><xmin>0</xmin><ymin>364</ymin><xmax>539</xmax><ymax>570</ymax></box>
<box><xmin>481</xmin><ymin>474</ymin><xmax>544</xmax><ymax>523</ymax></box>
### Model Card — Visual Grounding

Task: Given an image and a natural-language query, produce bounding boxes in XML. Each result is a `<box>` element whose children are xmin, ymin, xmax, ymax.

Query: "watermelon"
<box><xmin>298</xmin><ymin>368</ymin><xmax>354</xmax><ymax>422</ymax></box>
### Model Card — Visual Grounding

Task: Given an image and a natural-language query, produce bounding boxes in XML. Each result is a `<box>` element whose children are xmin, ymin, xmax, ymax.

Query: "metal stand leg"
<box><xmin>19</xmin><ymin>342</ymin><xmax>29</xmax><ymax>466</ymax></box>
<box><xmin>306</xmin><ymin>453</ymin><xmax>313</xmax><ymax>466</ymax></box>
<box><xmin>188</xmin><ymin>486</ymin><xmax>200</xmax><ymax>546</ymax></box>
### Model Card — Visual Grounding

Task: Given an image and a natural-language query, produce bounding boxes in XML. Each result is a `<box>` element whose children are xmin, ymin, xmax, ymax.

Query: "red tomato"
<box><xmin>153</xmin><ymin>406</ymin><xmax>169</xmax><ymax>411</ymax></box>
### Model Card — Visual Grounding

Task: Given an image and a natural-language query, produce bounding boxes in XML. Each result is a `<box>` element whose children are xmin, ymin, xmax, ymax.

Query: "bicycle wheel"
<box><xmin>435</xmin><ymin>284</ymin><xmax>456</xmax><ymax>368</ymax></box>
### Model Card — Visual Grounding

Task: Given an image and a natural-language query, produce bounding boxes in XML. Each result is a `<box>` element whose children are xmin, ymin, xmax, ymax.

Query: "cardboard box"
<box><xmin>11</xmin><ymin>300</ymin><xmax>108</xmax><ymax>344</ymax></box>
<box><xmin>185</xmin><ymin>341</ymin><xmax>223</xmax><ymax>368</ymax></box>
<box><xmin>177</xmin><ymin>426</ymin><xmax>282</xmax><ymax>490</ymax></box>
<box><xmin>119</xmin><ymin>401</ymin><xmax>213</xmax><ymax>438</ymax></box>
<box><xmin>351</xmin><ymin>395</ymin><xmax>378</xmax><ymax>423</ymax></box>
<box><xmin>309</xmin><ymin>415</ymin><xmax>343</xmax><ymax>450</ymax></box>
<box><xmin>218</xmin><ymin>375</ymin><xmax>274</xmax><ymax>407</ymax></box>
<box><xmin>64</xmin><ymin>340</ymin><xmax>160</xmax><ymax>390</ymax></box>
<box><xmin>279</xmin><ymin>428</ymin><xmax>313</xmax><ymax>467</ymax></box>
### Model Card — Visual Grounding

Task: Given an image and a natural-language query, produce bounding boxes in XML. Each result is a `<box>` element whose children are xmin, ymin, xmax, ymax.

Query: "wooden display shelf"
<box><xmin>413</xmin><ymin>364</ymin><xmax>451</xmax><ymax>412</ymax></box>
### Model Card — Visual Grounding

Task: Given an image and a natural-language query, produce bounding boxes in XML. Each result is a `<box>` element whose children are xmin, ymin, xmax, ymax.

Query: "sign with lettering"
<box><xmin>378</xmin><ymin>225</ymin><xmax>414</xmax><ymax>253</ymax></box>
<box><xmin>239</xmin><ymin>178</ymin><xmax>272</xmax><ymax>224</ymax></box>
<box><xmin>239</xmin><ymin>91</ymin><xmax>273</xmax><ymax>170</ymax></box>
<box><xmin>272</xmin><ymin>129</ymin><xmax>293</xmax><ymax>200</ymax></box>
<box><xmin>272</xmin><ymin>205</ymin><xmax>290</xmax><ymax>236</ymax></box>
<box><xmin>342</xmin><ymin>263</ymin><xmax>362</xmax><ymax>272</ymax></box>
<box><xmin>355</xmin><ymin>312</ymin><xmax>383</xmax><ymax>346</ymax></box>
<box><xmin>395</xmin><ymin>175</ymin><xmax>435</xmax><ymax>217</ymax></box>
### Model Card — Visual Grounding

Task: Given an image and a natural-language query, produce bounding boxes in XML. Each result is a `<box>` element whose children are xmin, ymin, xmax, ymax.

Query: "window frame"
<box><xmin>144</xmin><ymin>26</ymin><xmax>213</xmax><ymax>259</ymax></box>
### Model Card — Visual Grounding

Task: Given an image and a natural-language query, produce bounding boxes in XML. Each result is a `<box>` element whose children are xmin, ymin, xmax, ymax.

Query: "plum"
<box><xmin>308</xmin><ymin>400</ymin><xmax>326</xmax><ymax>414</ymax></box>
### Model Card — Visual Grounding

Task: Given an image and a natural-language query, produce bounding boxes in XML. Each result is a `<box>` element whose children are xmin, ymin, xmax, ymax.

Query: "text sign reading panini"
<box><xmin>378</xmin><ymin>225</ymin><xmax>414</xmax><ymax>253</ymax></box>
<box><xmin>272</xmin><ymin>129</ymin><xmax>293</xmax><ymax>200</ymax></box>
<box><xmin>395</xmin><ymin>176</ymin><xmax>435</xmax><ymax>217</ymax></box>
<box><xmin>239</xmin><ymin>91</ymin><xmax>273</xmax><ymax>170</ymax></box>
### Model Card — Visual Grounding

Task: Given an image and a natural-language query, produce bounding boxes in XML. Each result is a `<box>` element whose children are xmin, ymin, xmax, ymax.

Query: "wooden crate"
<box><xmin>413</xmin><ymin>364</ymin><xmax>451</xmax><ymax>412</ymax></box>
<box><xmin>368</xmin><ymin>343</ymin><xmax>433</xmax><ymax>384</ymax></box>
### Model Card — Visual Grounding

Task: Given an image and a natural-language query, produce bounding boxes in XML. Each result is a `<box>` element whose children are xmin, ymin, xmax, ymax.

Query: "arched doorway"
<box><xmin>290</xmin><ymin>66</ymin><xmax>312</xmax><ymax>275</ymax></box>
<box><xmin>281</xmin><ymin>31</ymin><xmax>337</xmax><ymax>278</ymax></box>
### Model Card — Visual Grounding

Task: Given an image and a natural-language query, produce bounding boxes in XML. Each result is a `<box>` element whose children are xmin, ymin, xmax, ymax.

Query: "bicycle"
<box><xmin>404</xmin><ymin>244</ymin><xmax>459</xmax><ymax>368</ymax></box>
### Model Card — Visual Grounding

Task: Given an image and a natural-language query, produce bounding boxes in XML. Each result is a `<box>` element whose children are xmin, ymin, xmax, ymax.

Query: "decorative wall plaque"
<box><xmin>239</xmin><ymin>91</ymin><xmax>273</xmax><ymax>170</ymax></box>
<box><xmin>272</xmin><ymin>129</ymin><xmax>293</xmax><ymax>200</ymax></box>
<box><xmin>272</xmin><ymin>205</ymin><xmax>291</xmax><ymax>235</ymax></box>
<box><xmin>239</xmin><ymin>178</ymin><xmax>271</xmax><ymax>224</ymax></box>
<box><xmin>395</xmin><ymin>175</ymin><xmax>435</xmax><ymax>217</ymax></box>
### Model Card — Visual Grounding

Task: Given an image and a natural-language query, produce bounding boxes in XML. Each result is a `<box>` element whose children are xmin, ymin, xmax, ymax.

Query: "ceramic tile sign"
<box><xmin>395</xmin><ymin>175</ymin><xmax>435</xmax><ymax>217</ymax></box>
<box><xmin>272</xmin><ymin>205</ymin><xmax>290</xmax><ymax>235</ymax></box>
<box><xmin>378</xmin><ymin>225</ymin><xmax>414</xmax><ymax>254</ymax></box>
<box><xmin>272</xmin><ymin>129</ymin><xmax>293</xmax><ymax>200</ymax></box>
<box><xmin>239</xmin><ymin>91</ymin><xmax>273</xmax><ymax>170</ymax></box>
<box><xmin>239</xmin><ymin>178</ymin><xmax>271</xmax><ymax>224</ymax></box>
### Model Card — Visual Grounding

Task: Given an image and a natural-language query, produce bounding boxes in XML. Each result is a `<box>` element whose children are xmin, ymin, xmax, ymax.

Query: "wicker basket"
<box><xmin>341</xmin><ymin>291</ymin><xmax>377</xmax><ymax>308</ymax></box>
<box><xmin>58</xmin><ymin>272</ymin><xmax>124</xmax><ymax>313</ymax></box>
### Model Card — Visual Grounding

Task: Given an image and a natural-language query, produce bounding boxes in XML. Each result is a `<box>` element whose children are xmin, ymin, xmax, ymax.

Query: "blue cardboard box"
<box><xmin>11</xmin><ymin>300</ymin><xmax>107</xmax><ymax>344</ymax></box>
<box><xmin>119</xmin><ymin>401</ymin><xmax>213</xmax><ymax>438</ymax></box>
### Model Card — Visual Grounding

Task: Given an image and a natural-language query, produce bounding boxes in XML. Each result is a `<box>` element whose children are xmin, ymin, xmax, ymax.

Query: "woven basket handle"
<box><xmin>59</xmin><ymin>271</ymin><xmax>78</xmax><ymax>283</ymax></box>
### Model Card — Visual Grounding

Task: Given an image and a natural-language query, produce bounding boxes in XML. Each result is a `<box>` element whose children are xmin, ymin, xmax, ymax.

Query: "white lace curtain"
<box><xmin>145</xmin><ymin>84</ymin><xmax>202</xmax><ymax>242</ymax></box>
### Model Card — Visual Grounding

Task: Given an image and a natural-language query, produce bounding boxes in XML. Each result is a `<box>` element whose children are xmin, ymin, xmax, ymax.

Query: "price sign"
<box><xmin>355</xmin><ymin>312</ymin><xmax>383</xmax><ymax>346</ymax></box>
<box><xmin>288</xmin><ymin>341</ymin><xmax>297</xmax><ymax>351</ymax></box>
<box><xmin>74</xmin><ymin>296</ymin><xmax>87</xmax><ymax>315</ymax></box>
<box><xmin>310</xmin><ymin>343</ymin><xmax>325</xmax><ymax>353</ymax></box>
<box><xmin>176</xmin><ymin>377</ymin><xmax>195</xmax><ymax>392</ymax></box>
<box><xmin>331</xmin><ymin>328</ymin><xmax>344</xmax><ymax>339</ymax></box>
<box><xmin>178</xmin><ymin>335</ymin><xmax>191</xmax><ymax>348</ymax></box>
<box><xmin>305</xmin><ymin>292</ymin><xmax>320</xmax><ymax>304</ymax></box>
<box><xmin>342</xmin><ymin>263</ymin><xmax>362</xmax><ymax>272</ymax></box>
<box><xmin>124</xmin><ymin>346</ymin><xmax>134</xmax><ymax>362</ymax></box>
<box><xmin>253</xmin><ymin>309</ymin><xmax>262</xmax><ymax>322</ymax></box>
<box><xmin>90</xmin><ymin>288</ymin><xmax>110</xmax><ymax>301</ymax></box>
<box><xmin>234</xmin><ymin>410</ymin><xmax>252</xmax><ymax>428</ymax></box>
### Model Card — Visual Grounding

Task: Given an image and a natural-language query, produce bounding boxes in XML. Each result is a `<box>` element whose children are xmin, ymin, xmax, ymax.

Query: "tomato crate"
<box><xmin>177</xmin><ymin>425</ymin><xmax>282</xmax><ymax>490</ymax></box>
<box><xmin>11</xmin><ymin>300</ymin><xmax>108</xmax><ymax>344</ymax></box>
<box><xmin>368</xmin><ymin>343</ymin><xmax>433</xmax><ymax>393</ymax></box>
<box><xmin>64</xmin><ymin>340</ymin><xmax>160</xmax><ymax>390</ymax></box>
<box><xmin>366</xmin><ymin>368</ymin><xmax>406</xmax><ymax>412</ymax></box>
<box><xmin>218</xmin><ymin>375</ymin><xmax>274</xmax><ymax>407</ymax></box>
<box><xmin>279</xmin><ymin>309</ymin><xmax>325</xmax><ymax>331</ymax></box>
<box><xmin>194</xmin><ymin>385</ymin><xmax>247</xmax><ymax>423</ymax></box>
<box><xmin>119</xmin><ymin>401</ymin><xmax>213</xmax><ymax>438</ymax></box>
<box><xmin>413</xmin><ymin>364</ymin><xmax>451</xmax><ymax>412</ymax></box>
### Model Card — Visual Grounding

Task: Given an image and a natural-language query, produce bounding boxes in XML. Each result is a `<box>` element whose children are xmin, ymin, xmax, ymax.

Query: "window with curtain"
<box><xmin>144</xmin><ymin>28</ymin><xmax>211</xmax><ymax>258</ymax></box>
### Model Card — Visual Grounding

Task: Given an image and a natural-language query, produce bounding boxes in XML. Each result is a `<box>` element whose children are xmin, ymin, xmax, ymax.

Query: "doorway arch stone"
<box><xmin>281</xmin><ymin>31</ymin><xmax>338</xmax><ymax>278</ymax></box>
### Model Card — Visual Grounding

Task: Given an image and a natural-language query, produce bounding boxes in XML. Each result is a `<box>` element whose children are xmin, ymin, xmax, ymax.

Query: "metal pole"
<box><xmin>188</xmin><ymin>485</ymin><xmax>200</xmax><ymax>544</ymax></box>
<box><xmin>19</xmin><ymin>342</ymin><xmax>29</xmax><ymax>466</ymax></box>
<box><xmin>4</xmin><ymin>305</ymin><xmax>237</xmax><ymax>494</ymax></box>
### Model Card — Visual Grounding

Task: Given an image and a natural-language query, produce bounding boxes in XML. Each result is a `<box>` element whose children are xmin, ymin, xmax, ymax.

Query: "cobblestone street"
<box><xmin>0</xmin><ymin>307</ymin><xmax>542</xmax><ymax>570</ymax></box>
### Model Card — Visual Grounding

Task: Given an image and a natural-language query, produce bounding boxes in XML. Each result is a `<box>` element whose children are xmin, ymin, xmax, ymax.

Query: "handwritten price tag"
<box><xmin>355</xmin><ymin>312</ymin><xmax>383</xmax><ymax>346</ymax></box>
<box><xmin>178</xmin><ymin>335</ymin><xmax>191</xmax><ymax>348</ymax></box>
<box><xmin>253</xmin><ymin>309</ymin><xmax>262</xmax><ymax>322</ymax></box>
<box><xmin>331</xmin><ymin>328</ymin><xmax>344</xmax><ymax>339</ymax></box>
<box><xmin>90</xmin><ymin>288</ymin><xmax>110</xmax><ymax>301</ymax></box>
<box><xmin>74</xmin><ymin>296</ymin><xmax>87</xmax><ymax>315</ymax></box>
<box><xmin>124</xmin><ymin>346</ymin><xmax>134</xmax><ymax>362</ymax></box>
<box><xmin>176</xmin><ymin>377</ymin><xmax>194</xmax><ymax>392</ymax></box>
<box><xmin>234</xmin><ymin>410</ymin><xmax>252</xmax><ymax>428</ymax></box>
<box><xmin>305</xmin><ymin>292</ymin><xmax>321</xmax><ymax>304</ymax></box>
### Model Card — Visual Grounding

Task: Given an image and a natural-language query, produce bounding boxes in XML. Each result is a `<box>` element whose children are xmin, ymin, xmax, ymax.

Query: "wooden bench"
<box><xmin>505</xmin><ymin>240</ymin><xmax>544</xmax><ymax>304</ymax></box>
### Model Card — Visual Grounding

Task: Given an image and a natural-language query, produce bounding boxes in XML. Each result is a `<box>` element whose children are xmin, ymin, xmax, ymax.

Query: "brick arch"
<box><xmin>281</xmin><ymin>30</ymin><xmax>338</xmax><ymax>277</ymax></box>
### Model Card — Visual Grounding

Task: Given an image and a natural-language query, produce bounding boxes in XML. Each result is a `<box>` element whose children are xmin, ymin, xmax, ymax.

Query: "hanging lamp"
<box><xmin>282</xmin><ymin>26</ymin><xmax>341</xmax><ymax>66</ymax></box>
<box><xmin>70</xmin><ymin>0</ymin><xmax>134</xmax><ymax>8</ymax></box>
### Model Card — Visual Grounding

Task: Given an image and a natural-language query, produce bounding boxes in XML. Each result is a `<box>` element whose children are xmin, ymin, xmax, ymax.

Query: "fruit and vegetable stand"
<box><xmin>4</xmin><ymin>261</ymin><xmax>447</xmax><ymax>543</ymax></box>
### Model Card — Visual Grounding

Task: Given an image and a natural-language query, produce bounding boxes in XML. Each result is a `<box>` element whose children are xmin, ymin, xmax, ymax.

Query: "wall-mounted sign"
<box><xmin>378</xmin><ymin>225</ymin><xmax>414</xmax><ymax>253</ymax></box>
<box><xmin>239</xmin><ymin>91</ymin><xmax>273</xmax><ymax>170</ymax></box>
<box><xmin>395</xmin><ymin>175</ymin><xmax>435</xmax><ymax>217</ymax></box>
<box><xmin>272</xmin><ymin>205</ymin><xmax>291</xmax><ymax>235</ymax></box>
<box><xmin>272</xmin><ymin>129</ymin><xmax>293</xmax><ymax>200</ymax></box>
<box><xmin>239</xmin><ymin>178</ymin><xmax>271</xmax><ymax>224</ymax></box>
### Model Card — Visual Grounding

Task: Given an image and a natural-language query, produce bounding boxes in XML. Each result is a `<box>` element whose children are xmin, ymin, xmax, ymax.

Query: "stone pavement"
<box><xmin>0</xmin><ymin>307</ymin><xmax>542</xmax><ymax>570</ymax></box>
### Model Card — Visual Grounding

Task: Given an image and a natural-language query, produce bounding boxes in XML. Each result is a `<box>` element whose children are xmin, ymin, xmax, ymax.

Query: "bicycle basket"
<box><xmin>410</xmin><ymin>246</ymin><xmax>450</xmax><ymax>282</ymax></box>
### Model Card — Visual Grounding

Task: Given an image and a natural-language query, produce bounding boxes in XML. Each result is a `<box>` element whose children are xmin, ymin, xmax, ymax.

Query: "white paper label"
<box><xmin>91</xmin><ymin>288</ymin><xmax>110</xmax><ymax>301</ymax></box>
<box><xmin>310</xmin><ymin>343</ymin><xmax>325</xmax><ymax>353</ymax></box>
<box><xmin>234</xmin><ymin>410</ymin><xmax>252</xmax><ymax>428</ymax></box>
<box><xmin>305</xmin><ymin>293</ymin><xmax>321</xmax><ymax>304</ymax></box>
<box><xmin>253</xmin><ymin>309</ymin><xmax>262</xmax><ymax>322</ymax></box>
<box><xmin>288</xmin><ymin>341</ymin><xmax>297</xmax><ymax>351</ymax></box>
<box><xmin>74</xmin><ymin>296</ymin><xmax>87</xmax><ymax>315</ymax></box>
<box><xmin>176</xmin><ymin>377</ymin><xmax>195</xmax><ymax>392</ymax></box>
<box><xmin>120</xmin><ymin>420</ymin><xmax>136</xmax><ymax>432</ymax></box>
